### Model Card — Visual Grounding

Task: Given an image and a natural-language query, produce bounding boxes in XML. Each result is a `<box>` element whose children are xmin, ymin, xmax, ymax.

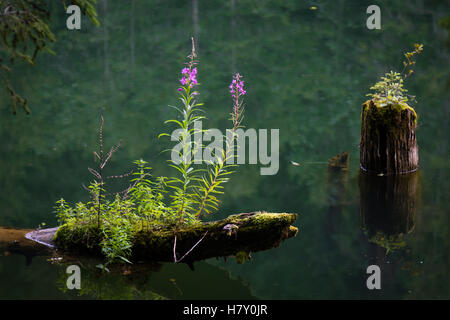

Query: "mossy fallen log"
<box><xmin>49</xmin><ymin>212</ymin><xmax>298</xmax><ymax>262</ymax></box>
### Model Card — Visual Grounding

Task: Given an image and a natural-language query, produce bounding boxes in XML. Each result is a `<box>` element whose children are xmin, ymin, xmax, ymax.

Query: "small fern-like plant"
<box><xmin>367</xmin><ymin>43</ymin><xmax>423</xmax><ymax>107</ymax></box>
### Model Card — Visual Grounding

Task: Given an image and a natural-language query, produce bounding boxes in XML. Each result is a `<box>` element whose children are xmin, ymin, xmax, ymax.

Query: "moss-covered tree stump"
<box><xmin>48</xmin><ymin>212</ymin><xmax>298</xmax><ymax>262</ymax></box>
<box><xmin>360</xmin><ymin>100</ymin><xmax>419</xmax><ymax>175</ymax></box>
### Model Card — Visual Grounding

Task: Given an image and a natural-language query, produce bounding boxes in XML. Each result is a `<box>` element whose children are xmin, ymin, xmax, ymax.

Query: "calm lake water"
<box><xmin>0</xmin><ymin>1</ymin><xmax>448</xmax><ymax>299</ymax></box>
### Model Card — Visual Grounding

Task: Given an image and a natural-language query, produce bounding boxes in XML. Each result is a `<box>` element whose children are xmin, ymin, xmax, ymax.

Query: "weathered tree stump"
<box><xmin>360</xmin><ymin>100</ymin><xmax>419</xmax><ymax>175</ymax></box>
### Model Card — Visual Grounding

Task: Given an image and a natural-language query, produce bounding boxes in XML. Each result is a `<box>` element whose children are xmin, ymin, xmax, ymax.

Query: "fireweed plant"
<box><xmin>54</xmin><ymin>40</ymin><xmax>246</xmax><ymax>265</ymax></box>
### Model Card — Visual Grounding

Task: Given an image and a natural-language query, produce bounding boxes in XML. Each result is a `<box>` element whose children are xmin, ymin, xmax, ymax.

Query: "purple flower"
<box><xmin>230</xmin><ymin>73</ymin><xmax>246</xmax><ymax>98</ymax></box>
<box><xmin>230</xmin><ymin>73</ymin><xmax>246</xmax><ymax>130</ymax></box>
<box><xmin>180</xmin><ymin>77</ymin><xmax>188</xmax><ymax>85</ymax></box>
<box><xmin>178</xmin><ymin>66</ymin><xmax>198</xmax><ymax>89</ymax></box>
<box><xmin>189</xmin><ymin>73</ymin><xmax>196</xmax><ymax>82</ymax></box>
<box><xmin>178</xmin><ymin>88</ymin><xmax>183</xmax><ymax>92</ymax></box>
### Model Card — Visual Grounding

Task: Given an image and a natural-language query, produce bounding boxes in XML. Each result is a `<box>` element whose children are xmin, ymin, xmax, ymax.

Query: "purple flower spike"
<box><xmin>178</xmin><ymin>66</ymin><xmax>198</xmax><ymax>89</ymax></box>
<box><xmin>229</xmin><ymin>73</ymin><xmax>246</xmax><ymax>130</ymax></box>
<box><xmin>230</xmin><ymin>73</ymin><xmax>246</xmax><ymax>99</ymax></box>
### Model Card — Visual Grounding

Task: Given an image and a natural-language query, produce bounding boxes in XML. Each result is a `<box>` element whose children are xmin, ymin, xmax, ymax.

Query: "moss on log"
<box><xmin>51</xmin><ymin>212</ymin><xmax>298</xmax><ymax>262</ymax></box>
<box><xmin>360</xmin><ymin>100</ymin><xmax>419</xmax><ymax>175</ymax></box>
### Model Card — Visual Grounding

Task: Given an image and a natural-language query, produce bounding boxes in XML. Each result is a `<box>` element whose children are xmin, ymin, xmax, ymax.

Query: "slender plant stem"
<box><xmin>173</xmin><ymin>231</ymin><xmax>208</xmax><ymax>263</ymax></box>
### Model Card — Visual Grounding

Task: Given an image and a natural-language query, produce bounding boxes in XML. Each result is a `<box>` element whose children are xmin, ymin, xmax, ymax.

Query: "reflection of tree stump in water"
<box><xmin>324</xmin><ymin>152</ymin><xmax>350</xmax><ymax>234</ymax></box>
<box><xmin>359</xmin><ymin>171</ymin><xmax>420</xmax><ymax>251</ymax></box>
<box><xmin>360</xmin><ymin>100</ymin><xmax>419</xmax><ymax>175</ymax></box>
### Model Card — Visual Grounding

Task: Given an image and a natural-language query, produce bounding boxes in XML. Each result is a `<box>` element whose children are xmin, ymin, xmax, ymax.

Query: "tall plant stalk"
<box><xmin>194</xmin><ymin>73</ymin><xmax>246</xmax><ymax>217</ymax></box>
<box><xmin>88</xmin><ymin>116</ymin><xmax>127</xmax><ymax>228</ymax></box>
<box><xmin>160</xmin><ymin>38</ymin><xmax>205</xmax><ymax>225</ymax></box>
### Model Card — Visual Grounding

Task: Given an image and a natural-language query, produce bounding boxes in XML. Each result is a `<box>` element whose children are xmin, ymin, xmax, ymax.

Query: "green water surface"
<box><xmin>0</xmin><ymin>0</ymin><xmax>448</xmax><ymax>299</ymax></box>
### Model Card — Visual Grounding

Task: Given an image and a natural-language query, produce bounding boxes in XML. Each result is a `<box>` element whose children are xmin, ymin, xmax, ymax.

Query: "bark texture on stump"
<box><xmin>360</xmin><ymin>100</ymin><xmax>419</xmax><ymax>175</ymax></box>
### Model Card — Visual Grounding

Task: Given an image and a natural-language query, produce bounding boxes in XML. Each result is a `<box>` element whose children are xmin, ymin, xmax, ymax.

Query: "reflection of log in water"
<box><xmin>54</xmin><ymin>258</ymin><xmax>255</xmax><ymax>300</ymax></box>
<box><xmin>359</xmin><ymin>171</ymin><xmax>421</xmax><ymax>251</ymax></box>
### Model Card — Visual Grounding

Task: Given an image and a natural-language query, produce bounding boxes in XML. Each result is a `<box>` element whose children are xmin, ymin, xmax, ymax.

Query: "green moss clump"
<box><xmin>363</xmin><ymin>100</ymin><xmax>417</xmax><ymax>125</ymax></box>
